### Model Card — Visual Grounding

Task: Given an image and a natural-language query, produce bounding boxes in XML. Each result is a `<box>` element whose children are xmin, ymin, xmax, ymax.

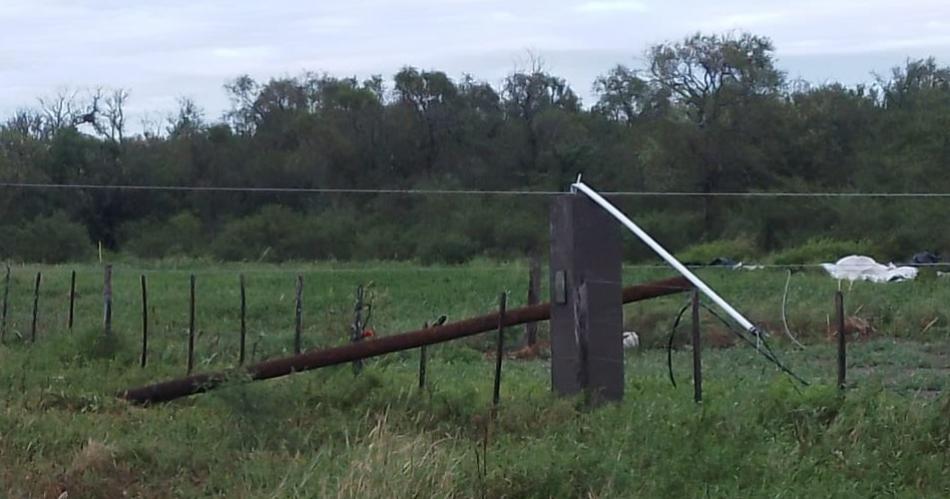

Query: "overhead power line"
<box><xmin>2</xmin><ymin>181</ymin><xmax>950</xmax><ymax>198</ymax></box>
<box><xmin>0</xmin><ymin>182</ymin><xmax>556</xmax><ymax>195</ymax></box>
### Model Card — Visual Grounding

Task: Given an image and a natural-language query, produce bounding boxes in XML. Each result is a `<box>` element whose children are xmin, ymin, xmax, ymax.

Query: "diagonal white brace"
<box><xmin>571</xmin><ymin>180</ymin><xmax>762</xmax><ymax>337</ymax></box>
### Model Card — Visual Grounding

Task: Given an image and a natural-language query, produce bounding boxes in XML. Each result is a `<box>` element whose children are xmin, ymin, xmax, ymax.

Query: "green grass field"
<box><xmin>0</xmin><ymin>261</ymin><xmax>947</xmax><ymax>497</ymax></box>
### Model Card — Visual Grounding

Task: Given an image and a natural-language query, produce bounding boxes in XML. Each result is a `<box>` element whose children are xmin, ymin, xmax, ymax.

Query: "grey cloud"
<box><xmin>1</xmin><ymin>0</ymin><xmax>949</xmax><ymax>129</ymax></box>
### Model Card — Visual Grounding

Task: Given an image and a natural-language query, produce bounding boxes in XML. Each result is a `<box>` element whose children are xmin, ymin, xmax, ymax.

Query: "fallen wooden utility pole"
<box><xmin>119</xmin><ymin>276</ymin><xmax>691</xmax><ymax>404</ymax></box>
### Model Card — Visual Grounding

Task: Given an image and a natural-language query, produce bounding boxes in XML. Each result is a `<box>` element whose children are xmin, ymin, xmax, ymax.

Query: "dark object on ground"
<box><xmin>910</xmin><ymin>251</ymin><xmax>941</xmax><ymax>266</ymax></box>
<box><xmin>708</xmin><ymin>257</ymin><xmax>738</xmax><ymax>267</ymax></box>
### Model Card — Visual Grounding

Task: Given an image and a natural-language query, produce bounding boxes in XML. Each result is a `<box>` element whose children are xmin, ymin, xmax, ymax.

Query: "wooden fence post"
<box><xmin>188</xmin><ymin>274</ymin><xmax>196</xmax><ymax>374</ymax></box>
<box><xmin>1</xmin><ymin>265</ymin><xmax>10</xmax><ymax>343</ymax></box>
<box><xmin>67</xmin><ymin>270</ymin><xmax>76</xmax><ymax>331</ymax></box>
<box><xmin>351</xmin><ymin>285</ymin><xmax>366</xmax><ymax>374</ymax></box>
<box><xmin>492</xmin><ymin>292</ymin><xmax>507</xmax><ymax>409</ymax></box>
<box><xmin>549</xmin><ymin>194</ymin><xmax>624</xmax><ymax>403</ymax></box>
<box><xmin>30</xmin><ymin>272</ymin><xmax>41</xmax><ymax>343</ymax></box>
<box><xmin>524</xmin><ymin>255</ymin><xmax>541</xmax><ymax>346</ymax></box>
<box><xmin>419</xmin><ymin>322</ymin><xmax>428</xmax><ymax>390</ymax></box>
<box><xmin>140</xmin><ymin>275</ymin><xmax>148</xmax><ymax>368</ymax></box>
<box><xmin>836</xmin><ymin>291</ymin><xmax>846</xmax><ymax>390</ymax></box>
<box><xmin>103</xmin><ymin>264</ymin><xmax>113</xmax><ymax>337</ymax></box>
<box><xmin>419</xmin><ymin>315</ymin><xmax>444</xmax><ymax>391</ymax></box>
<box><xmin>294</xmin><ymin>274</ymin><xmax>303</xmax><ymax>354</ymax></box>
<box><xmin>691</xmin><ymin>289</ymin><xmax>702</xmax><ymax>403</ymax></box>
<box><xmin>239</xmin><ymin>274</ymin><xmax>247</xmax><ymax>365</ymax></box>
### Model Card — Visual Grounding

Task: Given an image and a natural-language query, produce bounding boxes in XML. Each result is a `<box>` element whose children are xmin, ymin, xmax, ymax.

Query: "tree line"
<box><xmin>2</xmin><ymin>32</ymin><xmax>949</xmax><ymax>264</ymax></box>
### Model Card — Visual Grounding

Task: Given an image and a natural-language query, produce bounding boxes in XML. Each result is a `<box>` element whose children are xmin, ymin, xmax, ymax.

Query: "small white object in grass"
<box><xmin>622</xmin><ymin>331</ymin><xmax>639</xmax><ymax>349</ymax></box>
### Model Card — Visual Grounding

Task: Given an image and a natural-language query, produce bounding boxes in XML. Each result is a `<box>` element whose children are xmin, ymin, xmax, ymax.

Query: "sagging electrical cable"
<box><xmin>698</xmin><ymin>303</ymin><xmax>809</xmax><ymax>386</ymax></box>
<box><xmin>664</xmin><ymin>297</ymin><xmax>809</xmax><ymax>388</ymax></box>
<box><xmin>666</xmin><ymin>299</ymin><xmax>692</xmax><ymax>388</ymax></box>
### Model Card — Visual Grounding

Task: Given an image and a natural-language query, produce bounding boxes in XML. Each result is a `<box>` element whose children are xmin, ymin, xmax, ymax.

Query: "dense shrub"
<box><xmin>121</xmin><ymin>212</ymin><xmax>205</xmax><ymax>259</ymax></box>
<box><xmin>212</xmin><ymin>206</ymin><xmax>288</xmax><ymax>261</ymax></box>
<box><xmin>416</xmin><ymin>232</ymin><xmax>478</xmax><ymax>265</ymax></box>
<box><xmin>0</xmin><ymin>212</ymin><xmax>93</xmax><ymax>263</ymax></box>
<box><xmin>211</xmin><ymin>205</ymin><xmax>357</xmax><ymax>261</ymax></box>
<box><xmin>770</xmin><ymin>237</ymin><xmax>876</xmax><ymax>265</ymax></box>
<box><xmin>491</xmin><ymin>213</ymin><xmax>546</xmax><ymax>257</ymax></box>
<box><xmin>676</xmin><ymin>236</ymin><xmax>760</xmax><ymax>264</ymax></box>
<box><xmin>353</xmin><ymin>224</ymin><xmax>416</xmax><ymax>260</ymax></box>
<box><xmin>285</xmin><ymin>208</ymin><xmax>357</xmax><ymax>260</ymax></box>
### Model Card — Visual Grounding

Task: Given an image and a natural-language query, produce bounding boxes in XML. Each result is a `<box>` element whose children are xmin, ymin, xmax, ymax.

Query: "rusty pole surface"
<box><xmin>119</xmin><ymin>276</ymin><xmax>690</xmax><ymax>404</ymax></box>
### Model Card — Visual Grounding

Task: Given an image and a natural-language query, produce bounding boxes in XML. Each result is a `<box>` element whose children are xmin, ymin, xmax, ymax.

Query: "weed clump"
<box><xmin>73</xmin><ymin>326</ymin><xmax>133</xmax><ymax>364</ymax></box>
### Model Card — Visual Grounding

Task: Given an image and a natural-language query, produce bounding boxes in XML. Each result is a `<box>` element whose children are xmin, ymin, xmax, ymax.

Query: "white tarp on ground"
<box><xmin>821</xmin><ymin>255</ymin><xmax>918</xmax><ymax>283</ymax></box>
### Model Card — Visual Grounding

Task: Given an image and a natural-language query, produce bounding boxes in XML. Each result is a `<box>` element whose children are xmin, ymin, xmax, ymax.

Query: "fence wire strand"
<box><xmin>5</xmin><ymin>181</ymin><xmax>950</xmax><ymax>198</ymax></box>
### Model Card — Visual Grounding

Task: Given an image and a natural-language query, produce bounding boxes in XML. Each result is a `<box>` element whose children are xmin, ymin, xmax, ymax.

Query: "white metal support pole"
<box><xmin>571</xmin><ymin>180</ymin><xmax>761</xmax><ymax>336</ymax></box>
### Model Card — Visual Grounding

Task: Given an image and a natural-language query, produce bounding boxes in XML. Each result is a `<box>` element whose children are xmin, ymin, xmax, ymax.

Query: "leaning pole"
<box><xmin>119</xmin><ymin>276</ymin><xmax>690</xmax><ymax>404</ymax></box>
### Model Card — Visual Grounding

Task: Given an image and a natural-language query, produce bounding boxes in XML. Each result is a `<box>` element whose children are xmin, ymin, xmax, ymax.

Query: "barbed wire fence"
<box><xmin>0</xmin><ymin>181</ymin><xmax>946</xmax><ymax>400</ymax></box>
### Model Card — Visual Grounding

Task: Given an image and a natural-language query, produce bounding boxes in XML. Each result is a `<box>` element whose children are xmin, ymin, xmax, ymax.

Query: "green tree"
<box><xmin>593</xmin><ymin>65</ymin><xmax>670</xmax><ymax>125</ymax></box>
<box><xmin>646</xmin><ymin>32</ymin><xmax>786</xmax><ymax>233</ymax></box>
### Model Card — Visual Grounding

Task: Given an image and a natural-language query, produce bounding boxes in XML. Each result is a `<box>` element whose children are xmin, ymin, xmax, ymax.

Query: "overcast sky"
<box><xmin>2</xmin><ymin>0</ymin><xmax>949</xmax><ymax>129</ymax></box>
